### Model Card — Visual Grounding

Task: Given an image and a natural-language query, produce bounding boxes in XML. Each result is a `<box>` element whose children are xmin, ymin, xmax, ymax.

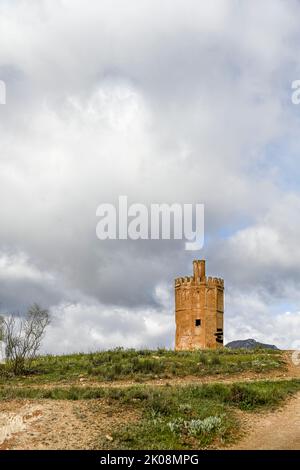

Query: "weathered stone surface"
<box><xmin>175</xmin><ymin>260</ymin><xmax>224</xmax><ymax>350</ymax></box>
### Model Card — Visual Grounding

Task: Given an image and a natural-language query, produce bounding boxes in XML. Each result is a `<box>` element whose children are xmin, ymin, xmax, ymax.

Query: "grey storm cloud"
<box><xmin>1</xmin><ymin>0</ymin><xmax>300</xmax><ymax>352</ymax></box>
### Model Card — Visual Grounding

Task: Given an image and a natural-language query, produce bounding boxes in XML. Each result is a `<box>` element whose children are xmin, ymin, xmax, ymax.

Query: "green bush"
<box><xmin>210</xmin><ymin>356</ymin><xmax>221</xmax><ymax>366</ymax></box>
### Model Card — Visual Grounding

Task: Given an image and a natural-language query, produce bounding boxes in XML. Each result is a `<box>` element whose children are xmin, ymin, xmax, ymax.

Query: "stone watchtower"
<box><xmin>175</xmin><ymin>260</ymin><xmax>224</xmax><ymax>350</ymax></box>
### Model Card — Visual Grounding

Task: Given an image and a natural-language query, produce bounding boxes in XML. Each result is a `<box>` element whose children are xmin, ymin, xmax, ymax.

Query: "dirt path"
<box><xmin>1</xmin><ymin>393</ymin><xmax>300</xmax><ymax>450</ymax></box>
<box><xmin>229</xmin><ymin>392</ymin><xmax>300</xmax><ymax>450</ymax></box>
<box><xmin>225</xmin><ymin>352</ymin><xmax>300</xmax><ymax>450</ymax></box>
<box><xmin>0</xmin><ymin>399</ymin><xmax>138</xmax><ymax>450</ymax></box>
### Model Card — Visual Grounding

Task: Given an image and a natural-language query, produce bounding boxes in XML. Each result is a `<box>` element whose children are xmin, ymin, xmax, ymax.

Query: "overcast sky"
<box><xmin>1</xmin><ymin>0</ymin><xmax>300</xmax><ymax>353</ymax></box>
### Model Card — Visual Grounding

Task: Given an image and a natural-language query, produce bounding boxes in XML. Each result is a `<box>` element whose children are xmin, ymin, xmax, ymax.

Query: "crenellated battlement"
<box><xmin>207</xmin><ymin>276</ymin><xmax>224</xmax><ymax>288</ymax></box>
<box><xmin>175</xmin><ymin>275</ymin><xmax>201</xmax><ymax>287</ymax></box>
<box><xmin>175</xmin><ymin>275</ymin><xmax>224</xmax><ymax>288</ymax></box>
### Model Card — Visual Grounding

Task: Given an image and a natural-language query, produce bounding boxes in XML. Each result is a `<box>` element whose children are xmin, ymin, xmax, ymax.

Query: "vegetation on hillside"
<box><xmin>0</xmin><ymin>347</ymin><xmax>296</xmax><ymax>449</ymax></box>
<box><xmin>0</xmin><ymin>379</ymin><xmax>299</xmax><ymax>449</ymax></box>
<box><xmin>0</xmin><ymin>347</ymin><xmax>284</xmax><ymax>384</ymax></box>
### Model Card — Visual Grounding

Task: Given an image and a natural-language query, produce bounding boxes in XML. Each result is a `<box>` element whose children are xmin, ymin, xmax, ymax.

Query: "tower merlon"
<box><xmin>193</xmin><ymin>259</ymin><xmax>205</xmax><ymax>281</ymax></box>
<box><xmin>207</xmin><ymin>276</ymin><xmax>224</xmax><ymax>287</ymax></box>
<box><xmin>175</xmin><ymin>276</ymin><xmax>193</xmax><ymax>286</ymax></box>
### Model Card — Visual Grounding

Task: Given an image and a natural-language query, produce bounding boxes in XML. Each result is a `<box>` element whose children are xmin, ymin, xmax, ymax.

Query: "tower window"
<box><xmin>195</xmin><ymin>319</ymin><xmax>201</xmax><ymax>327</ymax></box>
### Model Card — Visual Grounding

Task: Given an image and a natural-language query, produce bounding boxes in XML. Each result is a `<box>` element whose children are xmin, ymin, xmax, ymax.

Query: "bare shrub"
<box><xmin>1</xmin><ymin>304</ymin><xmax>50</xmax><ymax>374</ymax></box>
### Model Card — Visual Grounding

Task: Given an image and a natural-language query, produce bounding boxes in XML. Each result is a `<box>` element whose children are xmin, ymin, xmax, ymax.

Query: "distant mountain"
<box><xmin>225</xmin><ymin>338</ymin><xmax>279</xmax><ymax>350</ymax></box>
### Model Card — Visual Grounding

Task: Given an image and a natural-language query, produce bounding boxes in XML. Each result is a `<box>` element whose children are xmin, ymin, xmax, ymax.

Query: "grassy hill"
<box><xmin>0</xmin><ymin>347</ymin><xmax>285</xmax><ymax>385</ymax></box>
<box><xmin>0</xmin><ymin>348</ymin><xmax>299</xmax><ymax>449</ymax></box>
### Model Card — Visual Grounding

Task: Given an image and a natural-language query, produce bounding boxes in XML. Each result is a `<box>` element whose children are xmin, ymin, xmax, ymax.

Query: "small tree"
<box><xmin>0</xmin><ymin>316</ymin><xmax>5</xmax><ymax>364</ymax></box>
<box><xmin>0</xmin><ymin>316</ymin><xmax>3</xmax><ymax>341</ymax></box>
<box><xmin>1</xmin><ymin>304</ymin><xmax>50</xmax><ymax>374</ymax></box>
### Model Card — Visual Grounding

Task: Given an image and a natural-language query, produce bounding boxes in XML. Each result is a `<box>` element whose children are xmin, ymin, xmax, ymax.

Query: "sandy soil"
<box><xmin>228</xmin><ymin>392</ymin><xmax>300</xmax><ymax>450</ymax></box>
<box><xmin>0</xmin><ymin>399</ymin><xmax>138</xmax><ymax>450</ymax></box>
<box><xmin>225</xmin><ymin>351</ymin><xmax>300</xmax><ymax>450</ymax></box>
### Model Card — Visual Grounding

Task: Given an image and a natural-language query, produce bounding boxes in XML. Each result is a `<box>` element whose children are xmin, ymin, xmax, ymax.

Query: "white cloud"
<box><xmin>42</xmin><ymin>300</ymin><xmax>174</xmax><ymax>354</ymax></box>
<box><xmin>0</xmin><ymin>252</ymin><xmax>53</xmax><ymax>282</ymax></box>
<box><xmin>225</xmin><ymin>289</ymin><xmax>300</xmax><ymax>349</ymax></box>
<box><xmin>0</xmin><ymin>1</ymin><xmax>300</xmax><ymax>351</ymax></box>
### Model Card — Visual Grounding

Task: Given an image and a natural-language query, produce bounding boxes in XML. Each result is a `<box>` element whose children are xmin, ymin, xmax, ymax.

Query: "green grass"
<box><xmin>103</xmin><ymin>379</ymin><xmax>300</xmax><ymax>449</ymax></box>
<box><xmin>0</xmin><ymin>347</ymin><xmax>293</xmax><ymax>449</ymax></box>
<box><xmin>0</xmin><ymin>379</ymin><xmax>299</xmax><ymax>449</ymax></box>
<box><xmin>0</xmin><ymin>347</ymin><xmax>285</xmax><ymax>385</ymax></box>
